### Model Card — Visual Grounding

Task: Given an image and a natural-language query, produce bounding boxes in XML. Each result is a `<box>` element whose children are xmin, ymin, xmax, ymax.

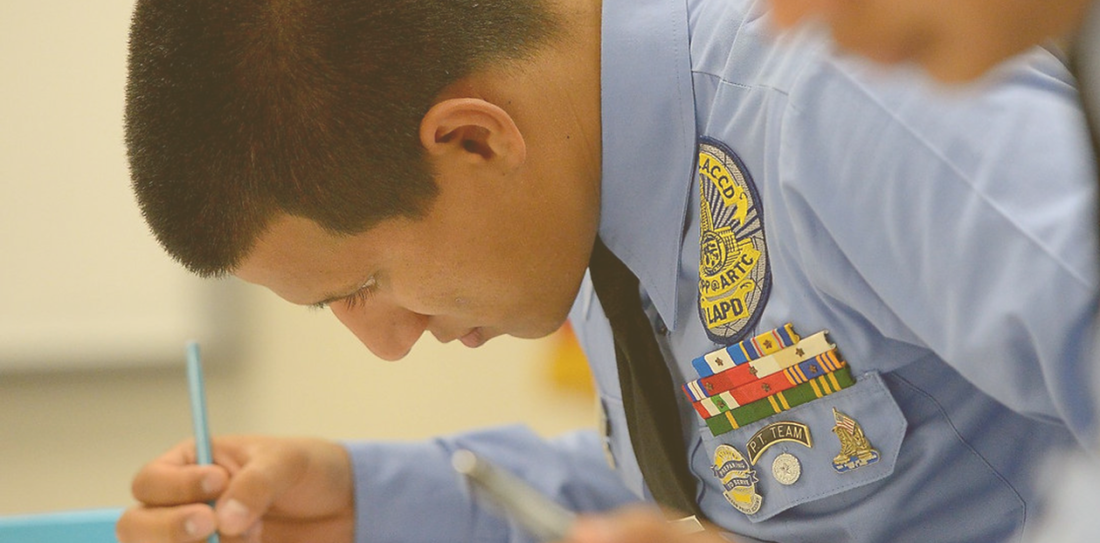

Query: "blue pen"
<box><xmin>186</xmin><ymin>341</ymin><xmax>220</xmax><ymax>543</ymax></box>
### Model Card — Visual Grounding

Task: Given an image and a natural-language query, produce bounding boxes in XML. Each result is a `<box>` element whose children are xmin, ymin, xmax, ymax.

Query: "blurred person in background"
<box><xmin>766</xmin><ymin>0</ymin><xmax>1095</xmax><ymax>83</ymax></box>
<box><xmin>766</xmin><ymin>0</ymin><xmax>1100</xmax><ymax>156</ymax></box>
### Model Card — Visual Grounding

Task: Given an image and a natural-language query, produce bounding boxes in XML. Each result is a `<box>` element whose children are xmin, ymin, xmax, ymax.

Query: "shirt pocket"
<box><xmin>690</xmin><ymin>371</ymin><xmax>907</xmax><ymax>522</ymax></box>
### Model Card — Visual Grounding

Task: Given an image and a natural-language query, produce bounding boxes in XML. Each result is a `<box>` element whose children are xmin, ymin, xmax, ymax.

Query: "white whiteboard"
<box><xmin>0</xmin><ymin>1</ymin><xmax>240</xmax><ymax>371</ymax></box>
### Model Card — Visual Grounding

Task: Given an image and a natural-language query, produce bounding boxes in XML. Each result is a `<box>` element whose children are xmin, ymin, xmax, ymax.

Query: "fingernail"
<box><xmin>183</xmin><ymin>515</ymin><xmax>215</xmax><ymax>538</ymax></box>
<box><xmin>217</xmin><ymin>499</ymin><xmax>251</xmax><ymax>534</ymax></box>
<box><xmin>200</xmin><ymin>474</ymin><xmax>222</xmax><ymax>494</ymax></box>
<box><xmin>243</xmin><ymin>521</ymin><xmax>264</xmax><ymax>543</ymax></box>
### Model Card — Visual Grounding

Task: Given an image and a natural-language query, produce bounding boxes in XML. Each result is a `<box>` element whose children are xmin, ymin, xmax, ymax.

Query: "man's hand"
<box><xmin>116</xmin><ymin>436</ymin><xmax>355</xmax><ymax>543</ymax></box>
<box><xmin>567</xmin><ymin>506</ymin><xmax>736</xmax><ymax>543</ymax></box>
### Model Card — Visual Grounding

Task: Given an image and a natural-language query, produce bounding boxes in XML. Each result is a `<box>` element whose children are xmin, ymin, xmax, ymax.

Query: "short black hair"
<box><xmin>126</xmin><ymin>0</ymin><xmax>559</xmax><ymax>276</ymax></box>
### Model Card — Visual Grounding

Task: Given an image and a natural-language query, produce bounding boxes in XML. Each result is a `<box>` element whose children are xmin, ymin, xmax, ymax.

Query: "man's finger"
<box><xmin>568</xmin><ymin>507</ymin><xmax>732</xmax><ymax>543</ymax></box>
<box><xmin>116</xmin><ymin>503</ymin><xmax>216</xmax><ymax>543</ymax></box>
<box><xmin>131</xmin><ymin>440</ymin><xmax>230</xmax><ymax>506</ymax></box>
<box><xmin>213</xmin><ymin>443</ymin><xmax>310</xmax><ymax>536</ymax></box>
<box><xmin>132</xmin><ymin>460</ymin><xmax>228</xmax><ymax>506</ymax></box>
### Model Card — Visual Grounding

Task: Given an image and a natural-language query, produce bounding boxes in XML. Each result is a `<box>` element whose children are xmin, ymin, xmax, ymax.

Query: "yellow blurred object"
<box><xmin>548</xmin><ymin>323</ymin><xmax>595</xmax><ymax>396</ymax></box>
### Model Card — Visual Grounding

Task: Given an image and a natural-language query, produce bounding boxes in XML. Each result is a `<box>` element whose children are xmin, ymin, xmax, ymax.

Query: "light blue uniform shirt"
<box><xmin>582</xmin><ymin>0</ymin><xmax>1099</xmax><ymax>541</ymax></box>
<box><xmin>346</xmin><ymin>0</ymin><xmax>1100</xmax><ymax>542</ymax></box>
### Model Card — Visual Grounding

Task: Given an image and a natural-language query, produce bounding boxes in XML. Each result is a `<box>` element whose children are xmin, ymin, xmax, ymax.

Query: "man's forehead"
<box><xmin>232</xmin><ymin>215</ymin><xmax>372</xmax><ymax>305</ymax></box>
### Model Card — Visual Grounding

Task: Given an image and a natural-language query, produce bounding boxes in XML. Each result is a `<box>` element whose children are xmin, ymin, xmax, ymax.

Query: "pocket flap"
<box><xmin>692</xmin><ymin>371</ymin><xmax>907</xmax><ymax>522</ymax></box>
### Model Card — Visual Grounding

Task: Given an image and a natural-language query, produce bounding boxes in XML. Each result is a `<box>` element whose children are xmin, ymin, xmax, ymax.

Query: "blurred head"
<box><xmin>769</xmin><ymin>0</ymin><xmax>1091</xmax><ymax>82</ymax></box>
<box><xmin>126</xmin><ymin>0</ymin><xmax>560</xmax><ymax>276</ymax></box>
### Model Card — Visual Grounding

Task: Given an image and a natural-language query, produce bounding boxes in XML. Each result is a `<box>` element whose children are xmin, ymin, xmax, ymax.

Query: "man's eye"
<box><xmin>342</xmin><ymin>280</ymin><xmax>377</xmax><ymax>309</ymax></box>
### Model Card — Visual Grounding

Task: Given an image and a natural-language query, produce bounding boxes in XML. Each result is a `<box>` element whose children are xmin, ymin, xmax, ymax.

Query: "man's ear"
<box><xmin>419</xmin><ymin>98</ymin><xmax>527</xmax><ymax>169</ymax></box>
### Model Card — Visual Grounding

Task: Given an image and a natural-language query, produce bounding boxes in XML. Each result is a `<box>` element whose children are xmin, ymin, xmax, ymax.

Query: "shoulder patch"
<box><xmin>697</xmin><ymin>137</ymin><xmax>770</xmax><ymax>343</ymax></box>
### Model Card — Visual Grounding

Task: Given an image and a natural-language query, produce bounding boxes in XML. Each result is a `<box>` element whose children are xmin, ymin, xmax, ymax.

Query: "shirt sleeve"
<box><xmin>779</xmin><ymin>51</ymin><xmax>1100</xmax><ymax>448</ymax></box>
<box><xmin>343</xmin><ymin>426</ymin><xmax>640</xmax><ymax>543</ymax></box>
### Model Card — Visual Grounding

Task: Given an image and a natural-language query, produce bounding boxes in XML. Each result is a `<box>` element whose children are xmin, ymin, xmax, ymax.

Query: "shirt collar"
<box><xmin>599</xmin><ymin>0</ymin><xmax>697</xmax><ymax>330</ymax></box>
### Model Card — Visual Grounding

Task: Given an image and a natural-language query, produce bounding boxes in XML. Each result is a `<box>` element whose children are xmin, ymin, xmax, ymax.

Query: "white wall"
<box><xmin>0</xmin><ymin>1</ymin><xmax>595</xmax><ymax>515</ymax></box>
<box><xmin>0</xmin><ymin>285</ymin><xmax>595</xmax><ymax>514</ymax></box>
<box><xmin>0</xmin><ymin>1</ymin><xmax>236</xmax><ymax>371</ymax></box>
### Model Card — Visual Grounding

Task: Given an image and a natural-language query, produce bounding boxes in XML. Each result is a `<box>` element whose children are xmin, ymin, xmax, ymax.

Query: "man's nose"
<box><xmin>329</xmin><ymin>299</ymin><xmax>429</xmax><ymax>361</ymax></box>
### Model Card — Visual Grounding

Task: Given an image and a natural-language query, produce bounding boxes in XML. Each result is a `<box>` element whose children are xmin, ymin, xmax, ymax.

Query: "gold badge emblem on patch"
<box><xmin>697</xmin><ymin>138</ymin><xmax>770</xmax><ymax>343</ymax></box>
<box><xmin>712</xmin><ymin>444</ymin><xmax>763</xmax><ymax>514</ymax></box>
<box><xmin>830</xmin><ymin>408</ymin><xmax>880</xmax><ymax>473</ymax></box>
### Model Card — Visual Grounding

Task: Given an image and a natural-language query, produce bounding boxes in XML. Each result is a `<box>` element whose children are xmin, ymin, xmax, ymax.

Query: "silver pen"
<box><xmin>452</xmin><ymin>450</ymin><xmax>707</xmax><ymax>540</ymax></box>
<box><xmin>452</xmin><ymin>449</ymin><xmax>576</xmax><ymax>541</ymax></box>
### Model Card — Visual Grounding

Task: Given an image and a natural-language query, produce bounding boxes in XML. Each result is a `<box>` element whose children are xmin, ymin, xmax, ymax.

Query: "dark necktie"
<box><xmin>1070</xmin><ymin>3</ymin><xmax>1100</xmax><ymax>254</ymax></box>
<box><xmin>1071</xmin><ymin>19</ymin><xmax>1100</xmax><ymax>171</ymax></box>
<box><xmin>587</xmin><ymin>238</ymin><xmax>702</xmax><ymax>517</ymax></box>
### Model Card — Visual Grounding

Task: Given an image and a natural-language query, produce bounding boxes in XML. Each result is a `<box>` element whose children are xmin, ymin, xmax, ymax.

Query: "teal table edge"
<box><xmin>0</xmin><ymin>507</ymin><xmax>124</xmax><ymax>543</ymax></box>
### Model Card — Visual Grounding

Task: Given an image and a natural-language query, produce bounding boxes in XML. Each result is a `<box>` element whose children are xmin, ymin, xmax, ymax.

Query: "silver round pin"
<box><xmin>772</xmin><ymin>453</ymin><xmax>802</xmax><ymax>485</ymax></box>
